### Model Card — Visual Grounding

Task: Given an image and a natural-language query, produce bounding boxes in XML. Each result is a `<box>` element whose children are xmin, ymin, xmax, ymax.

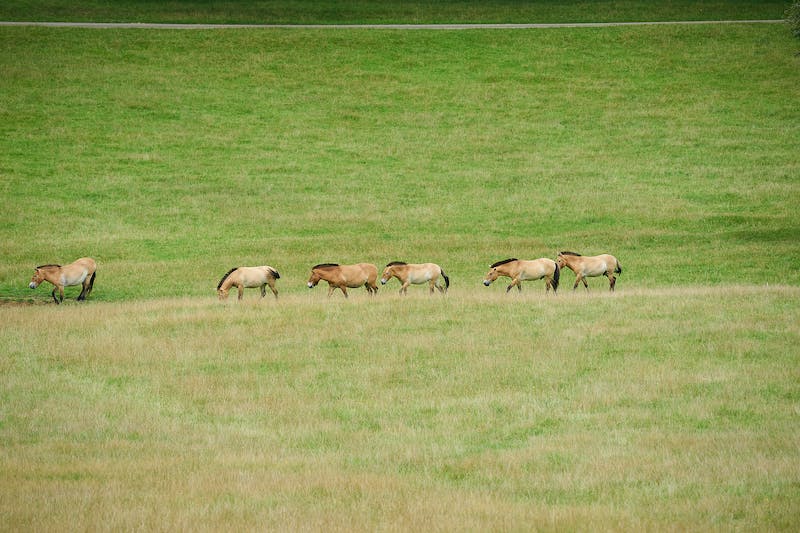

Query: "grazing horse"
<box><xmin>556</xmin><ymin>251</ymin><xmax>622</xmax><ymax>291</ymax></box>
<box><xmin>380</xmin><ymin>262</ymin><xmax>449</xmax><ymax>295</ymax></box>
<box><xmin>29</xmin><ymin>257</ymin><xmax>97</xmax><ymax>304</ymax></box>
<box><xmin>482</xmin><ymin>258</ymin><xmax>559</xmax><ymax>293</ymax></box>
<box><xmin>217</xmin><ymin>266</ymin><xmax>280</xmax><ymax>300</ymax></box>
<box><xmin>307</xmin><ymin>263</ymin><xmax>379</xmax><ymax>298</ymax></box>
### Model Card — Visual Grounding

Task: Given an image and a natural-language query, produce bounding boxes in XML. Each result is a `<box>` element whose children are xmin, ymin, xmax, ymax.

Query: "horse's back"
<box><xmin>63</xmin><ymin>257</ymin><xmax>96</xmax><ymax>285</ymax></box>
<box><xmin>351</xmin><ymin>263</ymin><xmax>378</xmax><ymax>285</ymax></box>
<box><xmin>521</xmin><ymin>258</ymin><xmax>555</xmax><ymax>278</ymax></box>
<box><xmin>257</xmin><ymin>265</ymin><xmax>280</xmax><ymax>279</ymax></box>
<box><xmin>73</xmin><ymin>257</ymin><xmax>96</xmax><ymax>271</ymax></box>
<box><xmin>584</xmin><ymin>254</ymin><xmax>618</xmax><ymax>275</ymax></box>
<box><xmin>356</xmin><ymin>263</ymin><xmax>378</xmax><ymax>276</ymax></box>
<box><xmin>600</xmin><ymin>254</ymin><xmax>621</xmax><ymax>273</ymax></box>
<box><xmin>238</xmin><ymin>266</ymin><xmax>278</xmax><ymax>287</ymax></box>
<box><xmin>413</xmin><ymin>263</ymin><xmax>442</xmax><ymax>281</ymax></box>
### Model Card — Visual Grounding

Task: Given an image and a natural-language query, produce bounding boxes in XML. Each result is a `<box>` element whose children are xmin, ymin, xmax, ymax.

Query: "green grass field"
<box><xmin>1</xmin><ymin>2</ymin><xmax>799</xmax><ymax>530</ymax></box>
<box><xmin>0</xmin><ymin>0</ymin><xmax>790</xmax><ymax>24</ymax></box>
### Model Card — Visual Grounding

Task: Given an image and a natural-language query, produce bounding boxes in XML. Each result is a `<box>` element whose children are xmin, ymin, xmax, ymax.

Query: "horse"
<box><xmin>556</xmin><ymin>251</ymin><xmax>622</xmax><ymax>291</ymax></box>
<box><xmin>29</xmin><ymin>257</ymin><xmax>97</xmax><ymax>304</ymax></box>
<box><xmin>217</xmin><ymin>266</ymin><xmax>280</xmax><ymax>300</ymax></box>
<box><xmin>380</xmin><ymin>261</ymin><xmax>449</xmax><ymax>295</ymax></box>
<box><xmin>482</xmin><ymin>258</ymin><xmax>559</xmax><ymax>293</ymax></box>
<box><xmin>307</xmin><ymin>263</ymin><xmax>378</xmax><ymax>298</ymax></box>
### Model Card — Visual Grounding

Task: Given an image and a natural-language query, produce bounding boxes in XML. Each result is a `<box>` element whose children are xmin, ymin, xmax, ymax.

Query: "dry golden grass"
<box><xmin>1</xmin><ymin>286</ymin><xmax>798</xmax><ymax>530</ymax></box>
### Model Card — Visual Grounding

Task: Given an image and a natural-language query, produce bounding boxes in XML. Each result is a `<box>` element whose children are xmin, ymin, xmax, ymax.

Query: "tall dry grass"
<box><xmin>1</xmin><ymin>286</ymin><xmax>798</xmax><ymax>530</ymax></box>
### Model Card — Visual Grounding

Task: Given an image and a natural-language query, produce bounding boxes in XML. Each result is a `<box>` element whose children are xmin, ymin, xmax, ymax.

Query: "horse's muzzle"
<box><xmin>29</xmin><ymin>282</ymin><xmax>37</xmax><ymax>289</ymax></box>
<box><xmin>307</xmin><ymin>282</ymin><xmax>314</xmax><ymax>288</ymax></box>
<box><xmin>380</xmin><ymin>279</ymin><xmax>387</xmax><ymax>285</ymax></box>
<box><xmin>483</xmin><ymin>280</ymin><xmax>491</xmax><ymax>286</ymax></box>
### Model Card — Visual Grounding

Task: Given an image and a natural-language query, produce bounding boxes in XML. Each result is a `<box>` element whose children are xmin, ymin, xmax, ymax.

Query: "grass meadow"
<box><xmin>0</xmin><ymin>1</ymin><xmax>791</xmax><ymax>24</ymax></box>
<box><xmin>1</xmin><ymin>2</ymin><xmax>799</xmax><ymax>530</ymax></box>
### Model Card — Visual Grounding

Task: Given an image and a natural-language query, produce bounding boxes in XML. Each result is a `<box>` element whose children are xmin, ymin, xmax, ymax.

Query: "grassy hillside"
<box><xmin>1</xmin><ymin>23</ymin><xmax>798</xmax><ymax>301</ymax></box>
<box><xmin>0</xmin><ymin>1</ymin><xmax>790</xmax><ymax>24</ymax></box>
<box><xmin>1</xmin><ymin>15</ymin><xmax>799</xmax><ymax>531</ymax></box>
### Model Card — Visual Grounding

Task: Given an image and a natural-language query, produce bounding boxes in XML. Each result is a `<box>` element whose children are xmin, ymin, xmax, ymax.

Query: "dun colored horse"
<box><xmin>29</xmin><ymin>257</ymin><xmax>97</xmax><ymax>304</ymax></box>
<box><xmin>380</xmin><ymin>262</ymin><xmax>449</xmax><ymax>295</ymax></box>
<box><xmin>307</xmin><ymin>263</ymin><xmax>378</xmax><ymax>298</ymax></box>
<box><xmin>483</xmin><ymin>258</ymin><xmax>560</xmax><ymax>293</ymax></box>
<box><xmin>217</xmin><ymin>266</ymin><xmax>280</xmax><ymax>300</ymax></box>
<box><xmin>556</xmin><ymin>251</ymin><xmax>622</xmax><ymax>291</ymax></box>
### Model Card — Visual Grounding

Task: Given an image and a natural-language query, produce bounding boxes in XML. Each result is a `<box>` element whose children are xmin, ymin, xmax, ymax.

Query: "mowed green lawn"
<box><xmin>1</xmin><ymin>11</ymin><xmax>799</xmax><ymax>531</ymax></box>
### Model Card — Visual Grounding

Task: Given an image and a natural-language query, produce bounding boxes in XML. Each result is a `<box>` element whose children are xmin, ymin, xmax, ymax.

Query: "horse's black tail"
<box><xmin>441</xmin><ymin>269</ymin><xmax>450</xmax><ymax>290</ymax></box>
<box><xmin>88</xmin><ymin>271</ymin><xmax>96</xmax><ymax>292</ymax></box>
<box><xmin>552</xmin><ymin>262</ymin><xmax>560</xmax><ymax>291</ymax></box>
<box><xmin>270</xmin><ymin>268</ymin><xmax>281</xmax><ymax>279</ymax></box>
<box><xmin>615</xmin><ymin>260</ymin><xmax>622</xmax><ymax>275</ymax></box>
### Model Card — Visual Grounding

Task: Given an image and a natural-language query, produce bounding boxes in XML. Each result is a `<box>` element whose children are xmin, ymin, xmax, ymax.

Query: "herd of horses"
<box><xmin>28</xmin><ymin>252</ymin><xmax>622</xmax><ymax>303</ymax></box>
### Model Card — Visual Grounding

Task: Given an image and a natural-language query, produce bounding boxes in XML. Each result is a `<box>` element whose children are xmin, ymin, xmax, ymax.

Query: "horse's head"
<box><xmin>307</xmin><ymin>270</ymin><xmax>321</xmax><ymax>288</ymax></box>
<box><xmin>29</xmin><ymin>268</ymin><xmax>44</xmax><ymax>289</ymax></box>
<box><xmin>217</xmin><ymin>287</ymin><xmax>230</xmax><ymax>300</ymax></box>
<box><xmin>556</xmin><ymin>252</ymin><xmax>577</xmax><ymax>269</ymax></box>
<box><xmin>483</xmin><ymin>266</ymin><xmax>501</xmax><ymax>286</ymax></box>
<box><xmin>380</xmin><ymin>265</ymin><xmax>395</xmax><ymax>285</ymax></box>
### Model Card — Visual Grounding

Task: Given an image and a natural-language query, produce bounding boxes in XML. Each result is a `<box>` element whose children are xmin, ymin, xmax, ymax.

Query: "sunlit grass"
<box><xmin>1</xmin><ymin>24</ymin><xmax>797</xmax><ymax>301</ymax></box>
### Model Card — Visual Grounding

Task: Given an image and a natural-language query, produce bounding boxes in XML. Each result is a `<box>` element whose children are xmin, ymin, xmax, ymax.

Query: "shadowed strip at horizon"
<box><xmin>0</xmin><ymin>20</ymin><xmax>783</xmax><ymax>30</ymax></box>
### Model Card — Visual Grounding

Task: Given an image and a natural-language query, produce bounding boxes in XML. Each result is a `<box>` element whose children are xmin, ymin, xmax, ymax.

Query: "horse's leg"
<box><xmin>582</xmin><ymin>277</ymin><xmax>589</xmax><ymax>291</ymax></box>
<box><xmin>327</xmin><ymin>284</ymin><xmax>335</xmax><ymax>297</ymax></box>
<box><xmin>237</xmin><ymin>284</ymin><xmax>244</xmax><ymax>300</ymax></box>
<box><xmin>572</xmin><ymin>274</ymin><xmax>583</xmax><ymax>290</ymax></box>
<box><xmin>434</xmin><ymin>280</ymin><xmax>444</xmax><ymax>294</ymax></box>
<box><xmin>506</xmin><ymin>278</ymin><xmax>517</xmax><ymax>293</ymax></box>
<box><xmin>85</xmin><ymin>273</ymin><xmax>95</xmax><ymax>297</ymax></box>
<box><xmin>268</xmin><ymin>279</ymin><xmax>278</xmax><ymax>299</ymax></box>
<box><xmin>340</xmin><ymin>286</ymin><xmax>349</xmax><ymax>298</ymax></box>
<box><xmin>608</xmin><ymin>274</ymin><xmax>616</xmax><ymax>292</ymax></box>
<box><xmin>402</xmin><ymin>281</ymin><xmax>411</xmax><ymax>295</ymax></box>
<box><xmin>51</xmin><ymin>287</ymin><xmax>60</xmax><ymax>304</ymax></box>
<box><xmin>260</xmin><ymin>284</ymin><xmax>267</xmax><ymax>298</ymax></box>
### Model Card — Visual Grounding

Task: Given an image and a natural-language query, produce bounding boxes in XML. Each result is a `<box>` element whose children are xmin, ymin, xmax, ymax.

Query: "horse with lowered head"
<box><xmin>380</xmin><ymin>261</ymin><xmax>449</xmax><ymax>295</ymax></box>
<box><xmin>483</xmin><ymin>258</ymin><xmax>559</xmax><ymax>293</ymax></box>
<box><xmin>217</xmin><ymin>266</ymin><xmax>280</xmax><ymax>300</ymax></box>
<box><xmin>29</xmin><ymin>257</ymin><xmax>97</xmax><ymax>304</ymax></box>
<box><xmin>307</xmin><ymin>263</ymin><xmax>378</xmax><ymax>298</ymax></box>
<box><xmin>556</xmin><ymin>251</ymin><xmax>622</xmax><ymax>291</ymax></box>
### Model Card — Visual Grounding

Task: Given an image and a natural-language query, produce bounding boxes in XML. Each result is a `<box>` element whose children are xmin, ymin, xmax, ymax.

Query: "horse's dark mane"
<box><xmin>559</xmin><ymin>251</ymin><xmax>582</xmax><ymax>256</ymax></box>
<box><xmin>217</xmin><ymin>267</ymin><xmax>238</xmax><ymax>289</ymax></box>
<box><xmin>312</xmin><ymin>263</ymin><xmax>339</xmax><ymax>270</ymax></box>
<box><xmin>491</xmin><ymin>258</ymin><xmax>518</xmax><ymax>268</ymax></box>
<box><xmin>36</xmin><ymin>264</ymin><xmax>61</xmax><ymax>269</ymax></box>
<box><xmin>386</xmin><ymin>261</ymin><xmax>407</xmax><ymax>266</ymax></box>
